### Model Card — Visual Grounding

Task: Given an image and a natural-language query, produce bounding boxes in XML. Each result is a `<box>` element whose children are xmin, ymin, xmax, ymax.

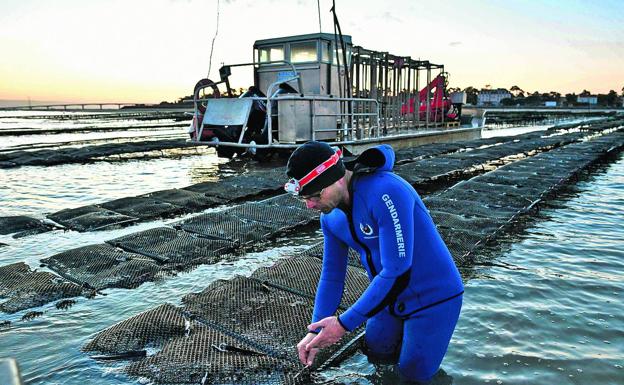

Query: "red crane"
<box><xmin>401</xmin><ymin>73</ymin><xmax>457</xmax><ymax>121</ymax></box>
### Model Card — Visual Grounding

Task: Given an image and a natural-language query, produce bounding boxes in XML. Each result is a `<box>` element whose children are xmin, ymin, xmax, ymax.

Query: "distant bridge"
<box><xmin>0</xmin><ymin>103</ymin><xmax>188</xmax><ymax>112</ymax></box>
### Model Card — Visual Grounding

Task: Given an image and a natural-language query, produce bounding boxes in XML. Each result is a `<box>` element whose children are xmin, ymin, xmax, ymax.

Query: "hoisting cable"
<box><xmin>317</xmin><ymin>0</ymin><xmax>322</xmax><ymax>33</ymax></box>
<box><xmin>207</xmin><ymin>0</ymin><xmax>221</xmax><ymax>79</ymax></box>
<box><xmin>332</xmin><ymin>11</ymin><xmax>342</xmax><ymax>99</ymax></box>
<box><xmin>330</xmin><ymin>0</ymin><xmax>352</xmax><ymax>126</ymax></box>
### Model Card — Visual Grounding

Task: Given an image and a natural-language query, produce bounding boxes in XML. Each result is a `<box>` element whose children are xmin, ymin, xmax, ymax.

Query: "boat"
<box><xmin>187</xmin><ymin>32</ymin><xmax>484</xmax><ymax>160</ymax></box>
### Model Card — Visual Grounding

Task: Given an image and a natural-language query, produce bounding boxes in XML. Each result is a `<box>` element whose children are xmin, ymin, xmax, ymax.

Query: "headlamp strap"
<box><xmin>284</xmin><ymin>148</ymin><xmax>342</xmax><ymax>195</ymax></box>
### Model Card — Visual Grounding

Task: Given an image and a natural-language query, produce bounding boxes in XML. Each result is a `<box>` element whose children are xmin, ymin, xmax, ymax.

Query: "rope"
<box><xmin>317</xmin><ymin>0</ymin><xmax>322</xmax><ymax>33</ymax></box>
<box><xmin>207</xmin><ymin>0</ymin><xmax>220</xmax><ymax>79</ymax></box>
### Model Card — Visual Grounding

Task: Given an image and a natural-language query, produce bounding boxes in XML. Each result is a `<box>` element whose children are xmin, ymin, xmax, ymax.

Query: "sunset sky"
<box><xmin>1</xmin><ymin>0</ymin><xmax>623</xmax><ymax>104</ymax></box>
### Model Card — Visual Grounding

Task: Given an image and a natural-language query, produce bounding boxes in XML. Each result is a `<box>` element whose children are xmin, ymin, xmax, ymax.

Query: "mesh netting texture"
<box><xmin>176</xmin><ymin>195</ymin><xmax>317</xmax><ymax>245</ymax></box>
<box><xmin>38</xmin><ymin>124</ymin><xmax>617</xmax><ymax>234</ymax></box>
<box><xmin>81</xmin><ymin>128</ymin><xmax>624</xmax><ymax>384</ymax></box>
<box><xmin>84</xmin><ymin>303</ymin><xmax>187</xmax><ymax>354</ymax></box>
<box><xmin>0</xmin><ymin>215</ymin><xmax>54</xmax><ymax>237</ymax></box>
<box><xmin>41</xmin><ymin>244</ymin><xmax>166</xmax><ymax>290</ymax></box>
<box><xmin>0</xmin><ymin>138</ymin><xmax>200</xmax><ymax>169</ymax></box>
<box><xmin>126</xmin><ymin>321</ymin><xmax>303</xmax><ymax>385</ymax></box>
<box><xmin>45</xmin><ymin>172</ymin><xmax>285</xmax><ymax>232</ymax></box>
<box><xmin>425</xmin><ymin>129</ymin><xmax>624</xmax><ymax>263</ymax></box>
<box><xmin>251</xmin><ymin>256</ymin><xmax>370</xmax><ymax>308</ymax></box>
<box><xmin>141</xmin><ymin>188</ymin><xmax>225</xmax><ymax>212</ymax></box>
<box><xmin>0</xmin><ymin>262</ymin><xmax>86</xmax><ymax>313</ymax></box>
<box><xmin>182</xmin><ymin>174</ymin><xmax>282</xmax><ymax>200</ymax></box>
<box><xmin>394</xmin><ymin>131</ymin><xmax>588</xmax><ymax>186</ymax></box>
<box><xmin>181</xmin><ymin>276</ymin><xmax>318</xmax><ymax>359</ymax></box>
<box><xmin>100</xmin><ymin>196</ymin><xmax>185</xmax><ymax>220</ymax></box>
<box><xmin>107</xmin><ymin>227</ymin><xmax>236</xmax><ymax>265</ymax></box>
<box><xmin>47</xmin><ymin>205</ymin><xmax>139</xmax><ymax>232</ymax></box>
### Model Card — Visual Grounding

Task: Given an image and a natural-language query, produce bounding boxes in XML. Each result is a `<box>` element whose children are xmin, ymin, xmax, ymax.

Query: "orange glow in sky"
<box><xmin>1</xmin><ymin>0</ymin><xmax>622</xmax><ymax>104</ymax></box>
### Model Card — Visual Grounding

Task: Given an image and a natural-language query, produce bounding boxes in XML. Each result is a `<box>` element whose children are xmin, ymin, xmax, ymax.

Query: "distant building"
<box><xmin>477</xmin><ymin>89</ymin><xmax>512</xmax><ymax>106</ymax></box>
<box><xmin>577</xmin><ymin>95</ymin><xmax>598</xmax><ymax>105</ymax></box>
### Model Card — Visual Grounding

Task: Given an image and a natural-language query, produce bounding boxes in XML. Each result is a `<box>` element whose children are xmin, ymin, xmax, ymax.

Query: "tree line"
<box><xmin>448</xmin><ymin>86</ymin><xmax>624</xmax><ymax>107</ymax></box>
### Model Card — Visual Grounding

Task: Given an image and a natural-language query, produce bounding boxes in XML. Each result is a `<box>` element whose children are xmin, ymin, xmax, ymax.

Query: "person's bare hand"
<box><xmin>305</xmin><ymin>316</ymin><xmax>347</xmax><ymax>351</ymax></box>
<box><xmin>296</xmin><ymin>332</ymin><xmax>319</xmax><ymax>366</ymax></box>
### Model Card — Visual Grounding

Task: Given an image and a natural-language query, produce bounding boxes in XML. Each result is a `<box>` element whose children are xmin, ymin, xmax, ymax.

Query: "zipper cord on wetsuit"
<box><xmin>344</xmin><ymin>169</ymin><xmax>377</xmax><ymax>277</ymax></box>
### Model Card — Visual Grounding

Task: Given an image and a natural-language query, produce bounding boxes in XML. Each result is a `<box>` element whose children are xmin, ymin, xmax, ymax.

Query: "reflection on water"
<box><xmin>0</xmin><ymin>153</ymin><xmax>231</xmax><ymax>216</ymax></box>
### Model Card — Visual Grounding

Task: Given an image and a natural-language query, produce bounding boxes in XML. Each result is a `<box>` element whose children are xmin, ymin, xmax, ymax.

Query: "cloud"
<box><xmin>380</xmin><ymin>11</ymin><xmax>402</xmax><ymax>23</ymax></box>
<box><xmin>449</xmin><ymin>41</ymin><xmax>462</xmax><ymax>47</ymax></box>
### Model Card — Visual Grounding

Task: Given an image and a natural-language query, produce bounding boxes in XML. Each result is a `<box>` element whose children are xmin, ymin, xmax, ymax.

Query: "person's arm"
<box><xmin>297</xmin><ymin>214</ymin><xmax>349</xmax><ymax>366</ymax></box>
<box><xmin>337</xmin><ymin>181</ymin><xmax>415</xmax><ymax>331</ymax></box>
<box><xmin>310</xmin><ymin>214</ymin><xmax>349</xmax><ymax>327</ymax></box>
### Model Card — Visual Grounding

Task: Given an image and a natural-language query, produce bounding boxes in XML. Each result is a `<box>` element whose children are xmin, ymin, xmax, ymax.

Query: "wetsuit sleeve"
<box><xmin>338</xmin><ymin>182</ymin><xmax>415</xmax><ymax>331</ymax></box>
<box><xmin>311</xmin><ymin>215</ymin><xmax>349</xmax><ymax>330</ymax></box>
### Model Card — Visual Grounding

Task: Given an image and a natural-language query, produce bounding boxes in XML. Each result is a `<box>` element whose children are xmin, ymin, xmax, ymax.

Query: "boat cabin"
<box><xmin>253</xmin><ymin>33</ymin><xmax>352</xmax><ymax>96</ymax></box>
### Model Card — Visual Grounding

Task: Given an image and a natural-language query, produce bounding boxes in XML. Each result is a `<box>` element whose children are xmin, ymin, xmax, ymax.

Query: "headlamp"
<box><xmin>284</xmin><ymin>147</ymin><xmax>342</xmax><ymax>196</ymax></box>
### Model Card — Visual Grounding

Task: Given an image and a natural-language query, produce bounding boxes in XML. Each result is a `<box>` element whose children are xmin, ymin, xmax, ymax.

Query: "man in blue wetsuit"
<box><xmin>285</xmin><ymin>141</ymin><xmax>464</xmax><ymax>383</ymax></box>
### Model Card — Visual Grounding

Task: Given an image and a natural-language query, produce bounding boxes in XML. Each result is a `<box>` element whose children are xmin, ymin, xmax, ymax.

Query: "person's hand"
<box><xmin>296</xmin><ymin>332</ymin><xmax>318</xmax><ymax>366</ymax></box>
<box><xmin>305</xmin><ymin>316</ymin><xmax>347</xmax><ymax>351</ymax></box>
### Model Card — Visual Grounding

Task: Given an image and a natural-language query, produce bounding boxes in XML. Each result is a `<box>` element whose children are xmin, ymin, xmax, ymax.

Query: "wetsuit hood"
<box><xmin>344</xmin><ymin>144</ymin><xmax>395</xmax><ymax>174</ymax></box>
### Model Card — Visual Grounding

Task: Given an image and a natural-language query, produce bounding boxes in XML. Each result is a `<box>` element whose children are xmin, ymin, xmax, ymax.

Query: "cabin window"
<box><xmin>321</xmin><ymin>41</ymin><xmax>331</xmax><ymax>63</ymax></box>
<box><xmin>258</xmin><ymin>46</ymin><xmax>284</xmax><ymax>64</ymax></box>
<box><xmin>332</xmin><ymin>44</ymin><xmax>351</xmax><ymax>66</ymax></box>
<box><xmin>290</xmin><ymin>41</ymin><xmax>318</xmax><ymax>63</ymax></box>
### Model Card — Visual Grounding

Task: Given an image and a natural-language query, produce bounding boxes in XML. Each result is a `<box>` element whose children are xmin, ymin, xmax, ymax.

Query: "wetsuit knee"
<box><xmin>362</xmin><ymin>342</ymin><xmax>400</xmax><ymax>364</ymax></box>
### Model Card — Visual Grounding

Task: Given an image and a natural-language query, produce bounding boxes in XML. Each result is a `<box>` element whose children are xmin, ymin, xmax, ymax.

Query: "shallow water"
<box><xmin>0</xmin><ymin>153</ymin><xmax>229</xmax><ymax>217</ymax></box>
<box><xmin>0</xmin><ymin>115</ymin><xmax>622</xmax><ymax>385</ymax></box>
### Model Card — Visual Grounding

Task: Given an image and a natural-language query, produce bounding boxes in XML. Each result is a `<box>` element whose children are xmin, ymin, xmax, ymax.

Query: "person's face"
<box><xmin>299</xmin><ymin>182</ymin><xmax>341</xmax><ymax>213</ymax></box>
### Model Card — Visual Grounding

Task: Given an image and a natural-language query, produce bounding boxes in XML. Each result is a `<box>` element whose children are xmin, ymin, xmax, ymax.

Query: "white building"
<box><xmin>577</xmin><ymin>95</ymin><xmax>598</xmax><ymax>105</ymax></box>
<box><xmin>477</xmin><ymin>89</ymin><xmax>512</xmax><ymax>106</ymax></box>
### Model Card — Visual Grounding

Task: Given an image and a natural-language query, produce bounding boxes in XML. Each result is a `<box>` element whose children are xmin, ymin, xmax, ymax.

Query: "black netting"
<box><xmin>47</xmin><ymin>205</ymin><xmax>138</xmax><ymax>232</ymax></box>
<box><xmin>0</xmin><ymin>262</ymin><xmax>85</xmax><ymax>313</ymax></box>
<box><xmin>41</xmin><ymin>244</ymin><xmax>164</xmax><ymax>290</ymax></box>
<box><xmin>262</xmin><ymin>193</ymin><xmax>312</xmax><ymax>211</ymax></box>
<box><xmin>68</xmin><ymin>126</ymin><xmax>622</xmax><ymax>384</ymax></box>
<box><xmin>431</xmin><ymin>211</ymin><xmax>500</xmax><ymax>262</ymax></box>
<box><xmin>424</xmin><ymin>197</ymin><xmax>513</xmax><ymax>222</ymax></box>
<box><xmin>182</xmin><ymin>276</ymin><xmax>313</xmax><ymax>359</ymax></box>
<box><xmin>459</xmin><ymin>180</ymin><xmax>544</xmax><ymax>202</ymax></box>
<box><xmin>0</xmin><ymin>216</ymin><xmax>52</xmax><ymax>235</ymax></box>
<box><xmin>424</xmin><ymin>129</ymin><xmax>624</xmax><ymax>262</ymax></box>
<box><xmin>107</xmin><ymin>227</ymin><xmax>235</xmax><ymax>265</ymax></box>
<box><xmin>183</xmin><ymin>175</ymin><xmax>280</xmax><ymax>200</ymax></box>
<box><xmin>177</xmin><ymin>213</ymin><xmax>282</xmax><ymax>244</ymax></box>
<box><xmin>100</xmin><ymin>197</ymin><xmax>184</xmax><ymax>220</ymax></box>
<box><xmin>0</xmin><ymin>138</ymin><xmax>206</xmax><ymax>169</ymax></box>
<box><xmin>226</xmin><ymin>201</ymin><xmax>315</xmax><ymax>227</ymax></box>
<box><xmin>251</xmin><ymin>166</ymin><xmax>289</xmax><ymax>184</ymax></box>
<box><xmin>251</xmin><ymin>256</ymin><xmax>369</xmax><ymax>309</ymax></box>
<box><xmin>142</xmin><ymin>188</ymin><xmax>224</xmax><ymax>212</ymax></box>
<box><xmin>297</xmin><ymin>241</ymin><xmax>366</xmax><ymax>268</ymax></box>
<box><xmin>84</xmin><ymin>303</ymin><xmax>187</xmax><ymax>354</ymax></box>
<box><xmin>298</xmin><ymin>242</ymin><xmax>324</xmax><ymax>259</ymax></box>
<box><xmin>125</xmin><ymin>322</ymin><xmax>304</xmax><ymax>385</ymax></box>
<box><xmin>393</xmin><ymin>130</ymin><xmax>596</xmax><ymax>189</ymax></box>
<box><xmin>182</xmin><ymin>276</ymin><xmax>357</xmax><ymax>365</ymax></box>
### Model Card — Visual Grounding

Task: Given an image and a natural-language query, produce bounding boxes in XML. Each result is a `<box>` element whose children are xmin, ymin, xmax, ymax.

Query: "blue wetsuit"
<box><xmin>312</xmin><ymin>144</ymin><xmax>464</xmax><ymax>382</ymax></box>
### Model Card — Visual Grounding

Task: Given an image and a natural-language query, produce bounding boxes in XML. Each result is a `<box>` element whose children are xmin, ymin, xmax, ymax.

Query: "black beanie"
<box><xmin>286</xmin><ymin>141</ymin><xmax>346</xmax><ymax>196</ymax></box>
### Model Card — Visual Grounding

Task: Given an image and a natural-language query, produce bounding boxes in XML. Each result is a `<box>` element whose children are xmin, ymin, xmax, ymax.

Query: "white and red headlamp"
<box><xmin>284</xmin><ymin>148</ymin><xmax>342</xmax><ymax>195</ymax></box>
